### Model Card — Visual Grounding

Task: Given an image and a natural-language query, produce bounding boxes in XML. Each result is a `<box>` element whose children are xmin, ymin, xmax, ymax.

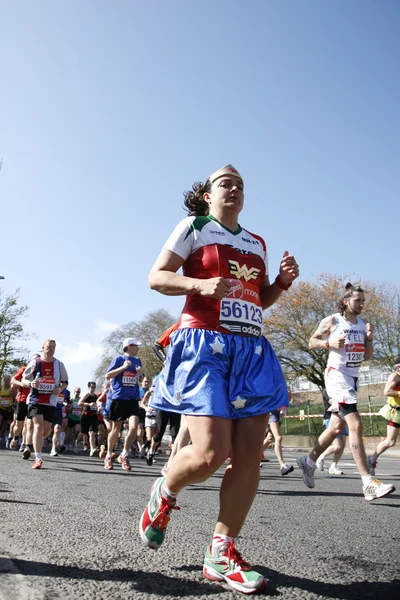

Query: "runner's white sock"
<box><xmin>331</xmin><ymin>462</ymin><xmax>337</xmax><ymax>468</ymax></box>
<box><xmin>362</xmin><ymin>475</ymin><xmax>373</xmax><ymax>485</ymax></box>
<box><xmin>161</xmin><ymin>482</ymin><xmax>177</xmax><ymax>504</ymax></box>
<box><xmin>211</xmin><ymin>533</ymin><xmax>234</xmax><ymax>556</ymax></box>
<box><xmin>106</xmin><ymin>452</ymin><xmax>112</xmax><ymax>459</ymax></box>
<box><xmin>121</xmin><ymin>450</ymin><xmax>128</xmax><ymax>458</ymax></box>
<box><xmin>35</xmin><ymin>452</ymin><xmax>42</xmax><ymax>460</ymax></box>
<box><xmin>60</xmin><ymin>432</ymin><xmax>66</xmax><ymax>445</ymax></box>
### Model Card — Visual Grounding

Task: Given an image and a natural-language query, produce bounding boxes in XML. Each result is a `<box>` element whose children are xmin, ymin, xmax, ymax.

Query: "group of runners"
<box><xmin>1</xmin><ymin>164</ymin><xmax>399</xmax><ymax>595</ymax></box>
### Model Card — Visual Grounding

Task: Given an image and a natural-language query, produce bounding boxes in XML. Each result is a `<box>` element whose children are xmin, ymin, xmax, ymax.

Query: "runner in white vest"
<box><xmin>297</xmin><ymin>283</ymin><xmax>395</xmax><ymax>502</ymax></box>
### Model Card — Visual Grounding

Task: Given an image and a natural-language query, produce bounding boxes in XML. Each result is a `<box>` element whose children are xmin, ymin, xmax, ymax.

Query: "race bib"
<box><xmin>0</xmin><ymin>397</ymin><xmax>12</xmax><ymax>408</ymax></box>
<box><xmin>219</xmin><ymin>298</ymin><xmax>262</xmax><ymax>337</ymax></box>
<box><xmin>122</xmin><ymin>371</ymin><xmax>137</xmax><ymax>386</ymax></box>
<box><xmin>37</xmin><ymin>377</ymin><xmax>56</xmax><ymax>393</ymax></box>
<box><xmin>345</xmin><ymin>343</ymin><xmax>365</xmax><ymax>368</ymax></box>
<box><xmin>72</xmin><ymin>409</ymin><xmax>81</xmax><ymax>417</ymax></box>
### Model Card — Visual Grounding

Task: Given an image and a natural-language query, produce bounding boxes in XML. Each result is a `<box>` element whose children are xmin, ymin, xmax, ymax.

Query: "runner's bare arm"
<box><xmin>384</xmin><ymin>373</ymin><xmax>400</xmax><ymax>397</ymax></box>
<box><xmin>78</xmin><ymin>393</ymin><xmax>90</xmax><ymax>407</ymax></box>
<box><xmin>364</xmin><ymin>322</ymin><xmax>374</xmax><ymax>361</ymax></box>
<box><xmin>309</xmin><ymin>316</ymin><xmax>337</xmax><ymax>350</ymax></box>
<box><xmin>149</xmin><ymin>249</ymin><xmax>231</xmax><ymax>299</ymax></box>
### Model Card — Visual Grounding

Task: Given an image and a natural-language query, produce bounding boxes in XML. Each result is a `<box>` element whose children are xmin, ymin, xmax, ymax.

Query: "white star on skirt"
<box><xmin>210</xmin><ymin>339</ymin><xmax>225</xmax><ymax>355</ymax></box>
<box><xmin>255</xmin><ymin>345</ymin><xmax>262</xmax><ymax>356</ymax></box>
<box><xmin>231</xmin><ymin>396</ymin><xmax>247</xmax><ymax>409</ymax></box>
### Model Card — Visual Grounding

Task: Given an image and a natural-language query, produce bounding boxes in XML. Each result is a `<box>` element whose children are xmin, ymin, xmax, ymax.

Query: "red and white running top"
<box><xmin>164</xmin><ymin>215</ymin><xmax>268</xmax><ymax>337</ymax></box>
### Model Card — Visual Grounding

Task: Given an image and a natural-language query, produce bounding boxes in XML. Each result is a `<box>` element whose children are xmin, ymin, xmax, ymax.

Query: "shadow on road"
<box><xmin>0</xmin><ymin>499</ymin><xmax>43</xmax><ymax>505</ymax></box>
<box><xmin>1</xmin><ymin>558</ymin><xmax>224</xmax><ymax>596</ymax></box>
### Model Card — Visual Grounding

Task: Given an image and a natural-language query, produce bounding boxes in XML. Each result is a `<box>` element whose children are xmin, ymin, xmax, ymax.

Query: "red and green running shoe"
<box><xmin>203</xmin><ymin>541</ymin><xmax>266</xmax><ymax>594</ymax></box>
<box><xmin>139</xmin><ymin>477</ymin><xmax>179</xmax><ymax>550</ymax></box>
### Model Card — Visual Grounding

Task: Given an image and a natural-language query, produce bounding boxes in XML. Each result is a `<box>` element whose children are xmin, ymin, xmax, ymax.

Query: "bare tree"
<box><xmin>0</xmin><ymin>289</ymin><xmax>31</xmax><ymax>379</ymax></box>
<box><xmin>93</xmin><ymin>309</ymin><xmax>176</xmax><ymax>383</ymax></box>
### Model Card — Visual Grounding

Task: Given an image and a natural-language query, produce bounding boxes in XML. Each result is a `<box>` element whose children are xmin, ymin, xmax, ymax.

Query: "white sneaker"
<box><xmin>363</xmin><ymin>478</ymin><xmax>395</xmax><ymax>502</ymax></box>
<box><xmin>296</xmin><ymin>456</ymin><xmax>316</xmax><ymax>488</ymax></box>
<box><xmin>50</xmin><ymin>448</ymin><xmax>58</xmax><ymax>457</ymax></box>
<box><xmin>328</xmin><ymin>464</ymin><xmax>343</xmax><ymax>475</ymax></box>
<box><xmin>316</xmin><ymin>457</ymin><xmax>325</xmax><ymax>471</ymax></box>
<box><xmin>367</xmin><ymin>455</ymin><xmax>377</xmax><ymax>476</ymax></box>
<box><xmin>280</xmin><ymin>464</ymin><xmax>294</xmax><ymax>476</ymax></box>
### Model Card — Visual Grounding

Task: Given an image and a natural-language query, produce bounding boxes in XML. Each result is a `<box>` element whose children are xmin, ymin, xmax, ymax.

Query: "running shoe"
<box><xmin>296</xmin><ymin>456</ymin><xmax>316</xmax><ymax>488</ymax></box>
<box><xmin>146</xmin><ymin>451</ymin><xmax>154</xmax><ymax>466</ymax></box>
<box><xmin>139</xmin><ymin>445</ymin><xmax>147</xmax><ymax>459</ymax></box>
<box><xmin>280</xmin><ymin>464</ymin><xmax>294</xmax><ymax>476</ymax></box>
<box><xmin>139</xmin><ymin>476</ymin><xmax>179</xmax><ymax>549</ymax></box>
<box><xmin>203</xmin><ymin>541</ymin><xmax>266</xmax><ymax>594</ymax></box>
<box><xmin>59</xmin><ymin>444</ymin><xmax>66</xmax><ymax>454</ymax></box>
<box><xmin>5</xmin><ymin>438</ymin><xmax>11</xmax><ymax>449</ymax></box>
<box><xmin>32</xmin><ymin>458</ymin><xmax>43</xmax><ymax>469</ymax></box>
<box><xmin>19</xmin><ymin>443</ymin><xmax>26</xmax><ymax>453</ymax></box>
<box><xmin>117</xmin><ymin>455</ymin><xmax>132</xmax><ymax>471</ymax></box>
<box><xmin>104</xmin><ymin>457</ymin><xmax>113</xmax><ymax>470</ymax></box>
<box><xmin>363</xmin><ymin>479</ymin><xmax>395</xmax><ymax>502</ymax></box>
<box><xmin>50</xmin><ymin>449</ymin><xmax>58</xmax><ymax>457</ymax></box>
<box><xmin>367</xmin><ymin>456</ymin><xmax>377</xmax><ymax>476</ymax></box>
<box><xmin>10</xmin><ymin>438</ymin><xmax>19</xmax><ymax>450</ymax></box>
<box><xmin>111</xmin><ymin>452</ymin><xmax>118</xmax><ymax>461</ymax></box>
<box><xmin>90</xmin><ymin>448</ymin><xmax>99</xmax><ymax>457</ymax></box>
<box><xmin>316</xmin><ymin>457</ymin><xmax>325</xmax><ymax>471</ymax></box>
<box><xmin>83</xmin><ymin>444</ymin><xmax>89</xmax><ymax>451</ymax></box>
<box><xmin>328</xmin><ymin>465</ymin><xmax>343</xmax><ymax>475</ymax></box>
<box><xmin>22</xmin><ymin>446</ymin><xmax>31</xmax><ymax>460</ymax></box>
<box><xmin>99</xmin><ymin>445</ymin><xmax>107</xmax><ymax>459</ymax></box>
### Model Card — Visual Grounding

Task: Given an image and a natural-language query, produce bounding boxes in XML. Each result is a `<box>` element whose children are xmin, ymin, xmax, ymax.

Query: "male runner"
<box><xmin>0</xmin><ymin>374</ymin><xmax>15</xmax><ymax>444</ymax></box>
<box><xmin>104</xmin><ymin>337</ymin><xmax>143</xmax><ymax>471</ymax></box>
<box><xmin>297</xmin><ymin>283</ymin><xmax>395</xmax><ymax>501</ymax></box>
<box><xmin>10</xmin><ymin>354</ymin><xmax>41</xmax><ymax>452</ymax></box>
<box><xmin>22</xmin><ymin>339</ymin><xmax>68</xmax><ymax>469</ymax></box>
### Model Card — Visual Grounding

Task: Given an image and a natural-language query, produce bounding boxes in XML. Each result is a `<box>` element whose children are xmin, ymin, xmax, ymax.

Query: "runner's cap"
<box><xmin>123</xmin><ymin>337</ymin><xmax>142</xmax><ymax>350</ymax></box>
<box><xmin>209</xmin><ymin>164</ymin><xmax>243</xmax><ymax>184</ymax></box>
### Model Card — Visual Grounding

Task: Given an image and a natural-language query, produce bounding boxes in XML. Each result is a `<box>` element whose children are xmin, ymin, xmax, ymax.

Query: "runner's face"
<box><xmin>345</xmin><ymin>292</ymin><xmax>365</xmax><ymax>315</ymax></box>
<box><xmin>126</xmin><ymin>344</ymin><xmax>139</xmax><ymax>356</ymax></box>
<box><xmin>74</xmin><ymin>388</ymin><xmax>81</xmax><ymax>397</ymax></box>
<box><xmin>43</xmin><ymin>341</ymin><xmax>56</xmax><ymax>356</ymax></box>
<box><xmin>3</xmin><ymin>375</ymin><xmax>11</xmax><ymax>386</ymax></box>
<box><xmin>207</xmin><ymin>176</ymin><xmax>244</xmax><ymax>215</ymax></box>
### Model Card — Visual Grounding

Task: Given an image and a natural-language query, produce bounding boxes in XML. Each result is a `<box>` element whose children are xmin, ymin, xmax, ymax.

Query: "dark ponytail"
<box><xmin>183</xmin><ymin>180</ymin><xmax>212</xmax><ymax>216</ymax></box>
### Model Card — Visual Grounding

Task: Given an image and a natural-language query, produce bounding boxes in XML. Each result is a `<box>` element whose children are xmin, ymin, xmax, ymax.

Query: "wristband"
<box><xmin>275</xmin><ymin>275</ymin><xmax>292</xmax><ymax>291</ymax></box>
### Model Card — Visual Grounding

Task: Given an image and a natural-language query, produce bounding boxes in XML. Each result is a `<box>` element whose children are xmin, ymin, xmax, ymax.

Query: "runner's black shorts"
<box><xmin>27</xmin><ymin>404</ymin><xmax>55</xmax><ymax>423</ymax></box>
<box><xmin>109</xmin><ymin>399</ymin><xmax>140</xmax><ymax>422</ymax></box>
<box><xmin>15</xmin><ymin>402</ymin><xmax>28</xmax><ymax>422</ymax></box>
<box><xmin>80</xmin><ymin>414</ymin><xmax>99</xmax><ymax>434</ymax></box>
<box><xmin>53</xmin><ymin>407</ymin><xmax>64</xmax><ymax>426</ymax></box>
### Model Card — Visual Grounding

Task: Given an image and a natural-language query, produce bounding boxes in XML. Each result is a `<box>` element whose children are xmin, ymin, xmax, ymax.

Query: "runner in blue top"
<box><xmin>104</xmin><ymin>337</ymin><xmax>142</xmax><ymax>471</ymax></box>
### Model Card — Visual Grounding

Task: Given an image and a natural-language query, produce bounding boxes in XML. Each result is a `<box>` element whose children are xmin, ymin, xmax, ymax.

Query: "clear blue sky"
<box><xmin>1</xmin><ymin>1</ymin><xmax>398</xmax><ymax>387</ymax></box>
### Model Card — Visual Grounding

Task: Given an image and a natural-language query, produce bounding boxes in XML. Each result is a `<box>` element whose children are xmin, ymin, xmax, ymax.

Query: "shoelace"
<box><xmin>225</xmin><ymin>541</ymin><xmax>251</xmax><ymax>571</ymax></box>
<box><xmin>153</xmin><ymin>498</ymin><xmax>180</xmax><ymax>531</ymax></box>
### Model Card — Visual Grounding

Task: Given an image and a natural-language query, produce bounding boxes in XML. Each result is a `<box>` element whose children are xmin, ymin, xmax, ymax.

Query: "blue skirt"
<box><xmin>150</xmin><ymin>329</ymin><xmax>288</xmax><ymax>420</ymax></box>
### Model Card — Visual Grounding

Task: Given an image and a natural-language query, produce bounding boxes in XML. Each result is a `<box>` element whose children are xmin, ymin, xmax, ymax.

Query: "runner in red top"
<box><xmin>22</xmin><ymin>339</ymin><xmax>68</xmax><ymax>469</ymax></box>
<box><xmin>9</xmin><ymin>354</ymin><xmax>40</xmax><ymax>452</ymax></box>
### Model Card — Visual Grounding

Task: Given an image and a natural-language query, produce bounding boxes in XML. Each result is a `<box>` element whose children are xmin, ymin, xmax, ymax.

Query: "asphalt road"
<box><xmin>0</xmin><ymin>447</ymin><xmax>399</xmax><ymax>600</ymax></box>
